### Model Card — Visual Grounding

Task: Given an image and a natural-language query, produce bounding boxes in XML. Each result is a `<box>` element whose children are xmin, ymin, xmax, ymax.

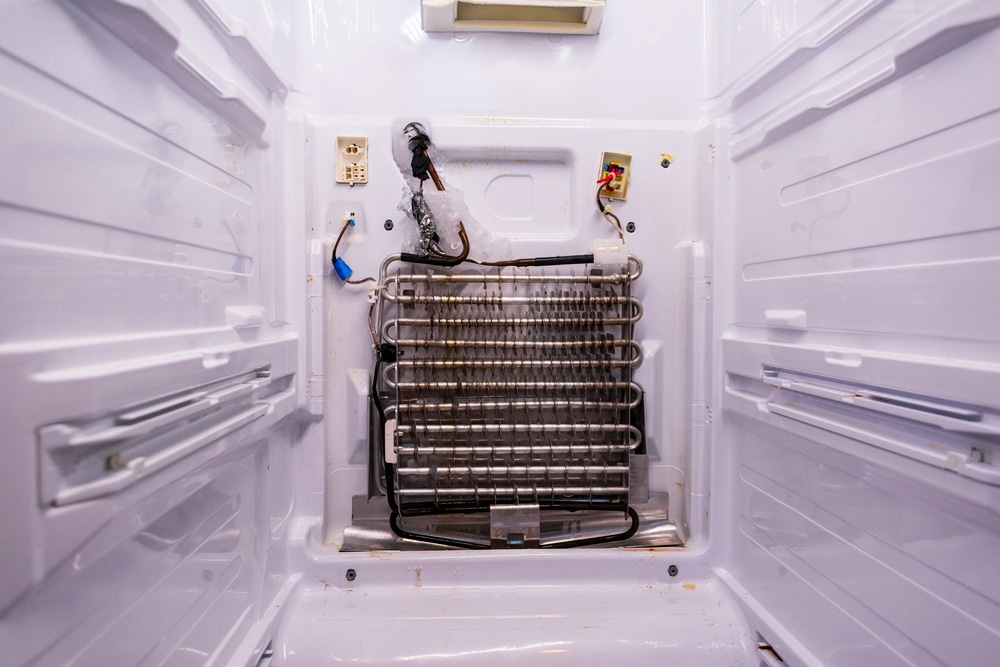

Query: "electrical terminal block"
<box><xmin>336</xmin><ymin>136</ymin><xmax>368</xmax><ymax>185</ymax></box>
<box><xmin>598</xmin><ymin>151</ymin><xmax>632</xmax><ymax>200</ymax></box>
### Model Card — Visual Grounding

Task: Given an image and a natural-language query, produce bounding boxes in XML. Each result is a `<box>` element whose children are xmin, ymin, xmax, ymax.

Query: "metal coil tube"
<box><xmin>401</xmin><ymin>422</ymin><xmax>638</xmax><ymax>437</ymax></box>
<box><xmin>627</xmin><ymin>255</ymin><xmax>642</xmax><ymax>281</ymax></box>
<box><xmin>387</xmin><ymin>350</ymin><xmax>641</xmax><ymax>378</ymax></box>
<box><xmin>396</xmin><ymin>486</ymin><xmax>629</xmax><ymax>497</ymax></box>
<box><xmin>394</xmin><ymin>394</ymin><xmax>642</xmax><ymax>412</ymax></box>
<box><xmin>394</xmin><ymin>443</ymin><xmax>634</xmax><ymax>455</ymax></box>
<box><xmin>384</xmin><ymin>271</ymin><xmax>631</xmax><ymax>291</ymax></box>
<box><xmin>385</xmin><ymin>293</ymin><xmax>638</xmax><ymax>310</ymax></box>
<box><xmin>385</xmin><ymin>376</ymin><xmax>640</xmax><ymax>394</ymax></box>
<box><xmin>383</xmin><ymin>311</ymin><xmax>642</xmax><ymax>342</ymax></box>
<box><xmin>391</xmin><ymin>337</ymin><xmax>636</xmax><ymax>351</ymax></box>
<box><xmin>397</xmin><ymin>465</ymin><xmax>629</xmax><ymax>476</ymax></box>
<box><xmin>396</xmin><ymin>424</ymin><xmax>643</xmax><ymax>450</ymax></box>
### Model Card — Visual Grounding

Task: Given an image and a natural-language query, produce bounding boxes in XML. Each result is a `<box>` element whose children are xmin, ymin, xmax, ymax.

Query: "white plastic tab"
<box><xmin>764</xmin><ymin>309</ymin><xmax>808</xmax><ymax>328</ymax></box>
<box><xmin>226</xmin><ymin>305</ymin><xmax>267</xmax><ymax>328</ymax></box>
<box><xmin>691</xmin><ymin>277</ymin><xmax>712</xmax><ymax>304</ymax></box>
<box><xmin>347</xmin><ymin>369</ymin><xmax>371</xmax><ymax>464</ymax></box>
<box><xmin>384</xmin><ymin>418</ymin><xmax>398</xmax><ymax>464</ymax></box>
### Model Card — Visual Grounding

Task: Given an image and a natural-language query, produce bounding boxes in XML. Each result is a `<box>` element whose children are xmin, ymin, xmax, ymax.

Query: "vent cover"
<box><xmin>421</xmin><ymin>0</ymin><xmax>606</xmax><ymax>34</ymax></box>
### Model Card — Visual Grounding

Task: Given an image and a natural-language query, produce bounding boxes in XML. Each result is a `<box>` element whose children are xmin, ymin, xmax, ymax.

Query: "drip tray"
<box><xmin>341</xmin><ymin>492</ymin><xmax>683</xmax><ymax>551</ymax></box>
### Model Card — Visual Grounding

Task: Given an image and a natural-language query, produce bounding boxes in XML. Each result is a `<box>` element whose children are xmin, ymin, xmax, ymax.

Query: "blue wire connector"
<box><xmin>333</xmin><ymin>256</ymin><xmax>353</xmax><ymax>281</ymax></box>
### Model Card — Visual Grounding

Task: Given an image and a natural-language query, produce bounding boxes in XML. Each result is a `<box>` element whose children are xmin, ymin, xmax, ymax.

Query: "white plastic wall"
<box><xmin>0</xmin><ymin>1</ymin><xmax>315</xmax><ymax>664</ymax></box>
<box><xmin>711</xmin><ymin>0</ymin><xmax>1000</xmax><ymax>664</ymax></box>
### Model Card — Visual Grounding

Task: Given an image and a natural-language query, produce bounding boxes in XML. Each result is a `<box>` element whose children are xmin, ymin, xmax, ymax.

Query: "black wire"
<box><xmin>386</xmin><ymin>506</ymin><xmax>641</xmax><ymax>549</ymax></box>
<box><xmin>389</xmin><ymin>511</ymin><xmax>489</xmax><ymax>549</ymax></box>
<box><xmin>468</xmin><ymin>254</ymin><xmax>595</xmax><ymax>268</ymax></box>
<box><xmin>542</xmin><ymin>507</ymin><xmax>641</xmax><ymax>549</ymax></box>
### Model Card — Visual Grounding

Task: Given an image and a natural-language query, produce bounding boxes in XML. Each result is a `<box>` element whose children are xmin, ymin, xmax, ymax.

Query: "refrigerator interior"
<box><xmin>1</xmin><ymin>0</ymin><xmax>999</xmax><ymax>665</ymax></box>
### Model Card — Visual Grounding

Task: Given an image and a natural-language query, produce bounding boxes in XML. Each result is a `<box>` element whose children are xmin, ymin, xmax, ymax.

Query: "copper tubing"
<box><xmin>426</xmin><ymin>155</ymin><xmax>445</xmax><ymax>191</ymax></box>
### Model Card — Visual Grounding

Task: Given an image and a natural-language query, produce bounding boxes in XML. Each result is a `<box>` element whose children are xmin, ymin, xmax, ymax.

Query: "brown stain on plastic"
<box><xmin>682</xmin><ymin>583</ymin><xmax>696</xmax><ymax>590</ymax></box>
<box><xmin>321</xmin><ymin>579</ymin><xmax>331</xmax><ymax>591</ymax></box>
<box><xmin>414</xmin><ymin>567</ymin><xmax>422</xmax><ymax>588</ymax></box>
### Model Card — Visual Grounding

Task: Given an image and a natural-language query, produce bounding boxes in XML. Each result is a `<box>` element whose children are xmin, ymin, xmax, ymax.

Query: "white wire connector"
<box><xmin>367</xmin><ymin>282</ymin><xmax>380</xmax><ymax>304</ymax></box>
<box><xmin>593</xmin><ymin>241</ymin><xmax>627</xmax><ymax>266</ymax></box>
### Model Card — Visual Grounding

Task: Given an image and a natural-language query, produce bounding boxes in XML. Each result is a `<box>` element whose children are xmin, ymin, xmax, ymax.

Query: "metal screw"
<box><xmin>346</xmin><ymin>568</ymin><xmax>356</xmax><ymax>582</ymax></box>
<box><xmin>661</xmin><ymin>158</ymin><xmax>672</xmax><ymax>169</ymax></box>
<box><xmin>384</xmin><ymin>219</ymin><xmax>394</xmax><ymax>231</ymax></box>
<box><xmin>668</xmin><ymin>565</ymin><xmax>679</xmax><ymax>577</ymax></box>
<box><xmin>626</xmin><ymin>221</ymin><xmax>636</xmax><ymax>233</ymax></box>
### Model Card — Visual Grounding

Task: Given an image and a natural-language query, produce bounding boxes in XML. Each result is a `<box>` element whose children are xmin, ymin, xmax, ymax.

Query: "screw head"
<box><xmin>668</xmin><ymin>565</ymin><xmax>679</xmax><ymax>577</ymax></box>
<box><xmin>626</xmin><ymin>221</ymin><xmax>636</xmax><ymax>233</ymax></box>
<box><xmin>346</xmin><ymin>568</ymin><xmax>357</xmax><ymax>582</ymax></box>
<box><xmin>384</xmin><ymin>219</ymin><xmax>394</xmax><ymax>231</ymax></box>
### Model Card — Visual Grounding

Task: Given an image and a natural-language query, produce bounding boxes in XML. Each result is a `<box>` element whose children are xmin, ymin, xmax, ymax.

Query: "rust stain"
<box><xmin>675</xmin><ymin>482</ymin><xmax>685</xmax><ymax>490</ymax></box>
<box><xmin>321</xmin><ymin>579</ymin><xmax>331</xmax><ymax>591</ymax></box>
<box><xmin>682</xmin><ymin>583</ymin><xmax>696</xmax><ymax>590</ymax></box>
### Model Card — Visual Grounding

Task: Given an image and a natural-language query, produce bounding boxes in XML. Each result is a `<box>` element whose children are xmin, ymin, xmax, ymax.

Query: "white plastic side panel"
<box><xmin>714</xmin><ymin>0</ymin><xmax>1000</xmax><ymax>664</ymax></box>
<box><xmin>0</xmin><ymin>2</ymin><xmax>313</xmax><ymax>665</ymax></box>
<box><xmin>0</xmin><ymin>436</ymin><xmax>298</xmax><ymax>666</ymax></box>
